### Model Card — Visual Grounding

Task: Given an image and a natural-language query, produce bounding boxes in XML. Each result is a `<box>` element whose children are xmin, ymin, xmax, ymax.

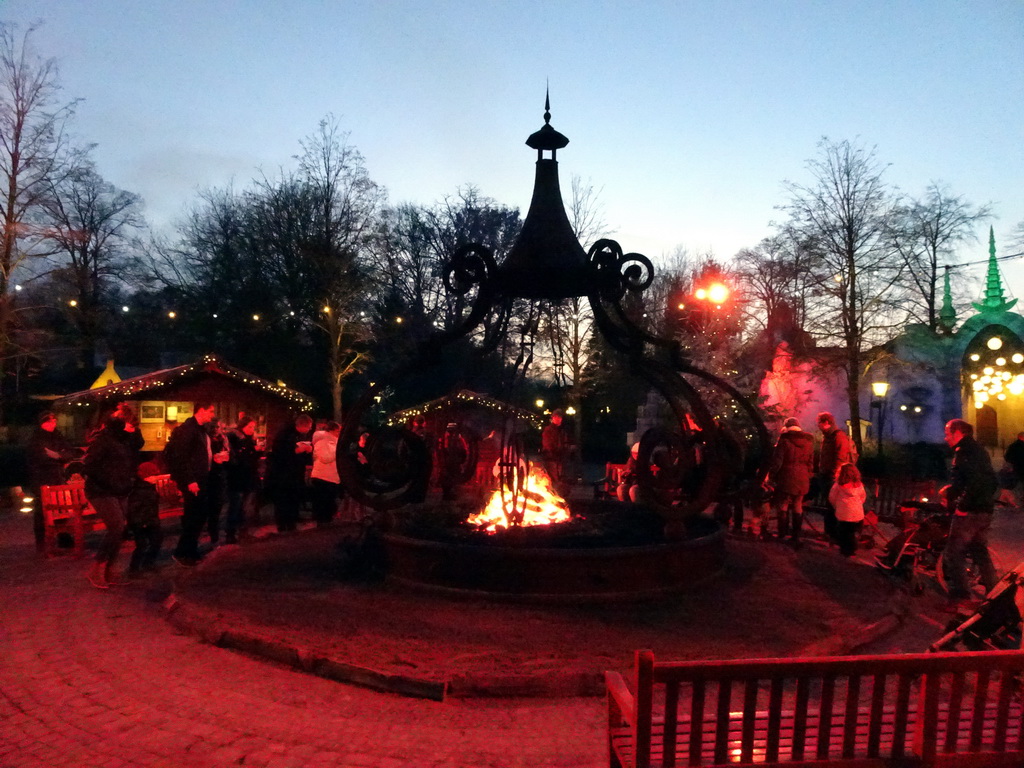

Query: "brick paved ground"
<box><xmin>0</xmin><ymin>513</ymin><xmax>605</xmax><ymax>768</ymax></box>
<box><xmin>3</xmin><ymin>505</ymin><xmax>1020</xmax><ymax>768</ymax></box>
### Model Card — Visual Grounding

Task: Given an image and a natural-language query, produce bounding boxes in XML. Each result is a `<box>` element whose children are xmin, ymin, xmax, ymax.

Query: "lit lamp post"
<box><xmin>871</xmin><ymin>381</ymin><xmax>890</xmax><ymax>458</ymax></box>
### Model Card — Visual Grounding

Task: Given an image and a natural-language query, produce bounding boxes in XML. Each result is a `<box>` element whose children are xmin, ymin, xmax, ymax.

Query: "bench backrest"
<box><xmin>152</xmin><ymin>474</ymin><xmax>182</xmax><ymax>507</ymax></box>
<box><xmin>867</xmin><ymin>478</ymin><xmax>938</xmax><ymax>525</ymax></box>
<box><xmin>631</xmin><ymin>648</ymin><xmax>1024</xmax><ymax>767</ymax></box>
<box><xmin>39</xmin><ymin>482</ymin><xmax>91</xmax><ymax>524</ymax></box>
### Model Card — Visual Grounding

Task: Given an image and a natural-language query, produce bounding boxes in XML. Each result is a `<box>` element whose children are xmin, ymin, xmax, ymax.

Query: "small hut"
<box><xmin>388</xmin><ymin>389</ymin><xmax>544</xmax><ymax>491</ymax></box>
<box><xmin>52</xmin><ymin>354</ymin><xmax>315</xmax><ymax>450</ymax></box>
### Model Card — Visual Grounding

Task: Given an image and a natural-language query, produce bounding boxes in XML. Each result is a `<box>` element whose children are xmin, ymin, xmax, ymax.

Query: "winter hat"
<box><xmin>137</xmin><ymin>461</ymin><xmax>161</xmax><ymax>480</ymax></box>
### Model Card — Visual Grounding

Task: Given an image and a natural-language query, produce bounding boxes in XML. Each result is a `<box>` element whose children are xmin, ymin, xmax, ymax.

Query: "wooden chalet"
<box><xmin>52</xmin><ymin>354</ymin><xmax>315</xmax><ymax>451</ymax></box>
<box><xmin>387</xmin><ymin>389</ymin><xmax>544</xmax><ymax>438</ymax></box>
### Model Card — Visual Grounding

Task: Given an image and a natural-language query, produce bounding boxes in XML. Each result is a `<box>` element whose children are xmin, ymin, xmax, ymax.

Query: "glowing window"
<box><xmin>988</xmin><ymin>337</ymin><xmax>1003</xmax><ymax>350</ymax></box>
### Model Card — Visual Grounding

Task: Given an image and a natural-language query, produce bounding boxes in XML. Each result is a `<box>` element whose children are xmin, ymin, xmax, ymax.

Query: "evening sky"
<box><xmin>3</xmin><ymin>0</ymin><xmax>1022</xmax><ymax>289</ymax></box>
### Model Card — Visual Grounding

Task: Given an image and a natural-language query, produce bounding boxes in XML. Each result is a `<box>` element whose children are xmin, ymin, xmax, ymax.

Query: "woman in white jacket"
<box><xmin>310</xmin><ymin>421</ymin><xmax>341</xmax><ymax>527</ymax></box>
<box><xmin>828</xmin><ymin>462</ymin><xmax>866</xmax><ymax>557</ymax></box>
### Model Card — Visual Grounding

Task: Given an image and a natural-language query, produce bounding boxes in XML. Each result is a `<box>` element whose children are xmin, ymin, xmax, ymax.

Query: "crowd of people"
<box><xmin>27</xmin><ymin>401</ymin><xmax>1009</xmax><ymax>611</ymax></box>
<box><xmin>754</xmin><ymin>412</ymin><xmax>1001</xmax><ymax>613</ymax></box>
<box><xmin>27</xmin><ymin>405</ymin><xmax>355</xmax><ymax>588</ymax></box>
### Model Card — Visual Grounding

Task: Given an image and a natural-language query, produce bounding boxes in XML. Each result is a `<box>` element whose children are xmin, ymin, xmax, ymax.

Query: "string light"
<box><xmin>55</xmin><ymin>354</ymin><xmax>315</xmax><ymax>411</ymax></box>
<box><xmin>387</xmin><ymin>389</ymin><xmax>544</xmax><ymax>430</ymax></box>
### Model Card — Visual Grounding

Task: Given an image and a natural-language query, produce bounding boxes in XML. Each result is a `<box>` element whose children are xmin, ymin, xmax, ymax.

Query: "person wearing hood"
<box><xmin>767</xmin><ymin>417</ymin><xmax>815</xmax><ymax>546</ymax></box>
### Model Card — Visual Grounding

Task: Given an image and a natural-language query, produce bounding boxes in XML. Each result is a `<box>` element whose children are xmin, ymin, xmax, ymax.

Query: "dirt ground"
<box><xmin>170</xmin><ymin>524</ymin><xmax>908</xmax><ymax>694</ymax></box>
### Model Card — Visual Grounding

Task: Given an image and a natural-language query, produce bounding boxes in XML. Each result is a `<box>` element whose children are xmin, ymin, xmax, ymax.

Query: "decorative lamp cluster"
<box><xmin>967</xmin><ymin>336</ymin><xmax>1024</xmax><ymax>410</ymax></box>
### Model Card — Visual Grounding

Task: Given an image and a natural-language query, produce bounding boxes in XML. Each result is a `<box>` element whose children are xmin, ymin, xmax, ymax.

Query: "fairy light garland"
<box><xmin>387</xmin><ymin>389</ymin><xmax>545</xmax><ymax>430</ymax></box>
<box><xmin>56</xmin><ymin>354</ymin><xmax>315</xmax><ymax>411</ymax></box>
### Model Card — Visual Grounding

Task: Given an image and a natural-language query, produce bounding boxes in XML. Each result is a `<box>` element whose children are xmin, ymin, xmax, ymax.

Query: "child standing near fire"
<box><xmin>828</xmin><ymin>462</ymin><xmax>866</xmax><ymax>557</ymax></box>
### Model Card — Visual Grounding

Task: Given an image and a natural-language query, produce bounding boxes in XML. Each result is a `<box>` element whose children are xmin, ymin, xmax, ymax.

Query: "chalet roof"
<box><xmin>53</xmin><ymin>354</ymin><xmax>315</xmax><ymax>411</ymax></box>
<box><xmin>387</xmin><ymin>389</ymin><xmax>544</xmax><ymax>430</ymax></box>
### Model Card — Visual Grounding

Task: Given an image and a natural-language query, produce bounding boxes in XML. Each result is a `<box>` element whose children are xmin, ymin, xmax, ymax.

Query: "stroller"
<box><xmin>930</xmin><ymin>561</ymin><xmax>1024</xmax><ymax>651</ymax></box>
<box><xmin>874</xmin><ymin>499</ymin><xmax>952</xmax><ymax>594</ymax></box>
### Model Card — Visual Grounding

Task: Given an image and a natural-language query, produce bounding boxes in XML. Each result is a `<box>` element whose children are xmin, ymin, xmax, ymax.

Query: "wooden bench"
<box><xmin>866</xmin><ymin>478</ymin><xmax>938</xmax><ymax>527</ymax></box>
<box><xmin>41</xmin><ymin>475</ymin><xmax>184</xmax><ymax>557</ymax></box>
<box><xmin>40</xmin><ymin>481</ymin><xmax>94</xmax><ymax>558</ymax></box>
<box><xmin>606</xmin><ymin>648</ymin><xmax>1024</xmax><ymax>767</ymax></box>
<box><xmin>595</xmin><ymin>462</ymin><xmax>629</xmax><ymax>500</ymax></box>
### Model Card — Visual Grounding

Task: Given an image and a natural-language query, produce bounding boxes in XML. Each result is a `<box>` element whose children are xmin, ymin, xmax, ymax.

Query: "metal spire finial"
<box><xmin>544</xmin><ymin>84</ymin><xmax>551</xmax><ymax>124</ymax></box>
<box><xmin>971</xmin><ymin>226</ymin><xmax>1017</xmax><ymax>314</ymax></box>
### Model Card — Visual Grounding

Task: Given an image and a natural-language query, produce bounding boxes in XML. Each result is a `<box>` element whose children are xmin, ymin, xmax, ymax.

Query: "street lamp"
<box><xmin>871</xmin><ymin>381</ymin><xmax>890</xmax><ymax>458</ymax></box>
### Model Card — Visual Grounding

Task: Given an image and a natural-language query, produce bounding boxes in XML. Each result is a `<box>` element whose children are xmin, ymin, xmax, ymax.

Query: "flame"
<box><xmin>467</xmin><ymin>464</ymin><xmax>572</xmax><ymax>532</ymax></box>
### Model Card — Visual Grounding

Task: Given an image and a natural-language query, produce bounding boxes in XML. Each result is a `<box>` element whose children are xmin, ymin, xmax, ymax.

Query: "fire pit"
<box><xmin>336</xmin><ymin>99</ymin><xmax>767</xmax><ymax>605</ymax></box>
<box><xmin>383</xmin><ymin>499</ymin><xmax>725</xmax><ymax>602</ymax></box>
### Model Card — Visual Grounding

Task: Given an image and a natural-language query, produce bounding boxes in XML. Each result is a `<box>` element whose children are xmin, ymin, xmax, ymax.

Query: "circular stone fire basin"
<box><xmin>383</xmin><ymin>500</ymin><xmax>726</xmax><ymax>602</ymax></box>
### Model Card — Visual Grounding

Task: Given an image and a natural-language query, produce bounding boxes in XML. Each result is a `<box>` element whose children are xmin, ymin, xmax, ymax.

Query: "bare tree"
<box><xmin>733</xmin><ymin>229</ymin><xmax>822</xmax><ymax>338</ymax></box>
<box><xmin>891</xmin><ymin>182</ymin><xmax>991</xmax><ymax>331</ymax></box>
<box><xmin>0</xmin><ymin>23</ymin><xmax>79</xmax><ymax>417</ymax></box>
<box><xmin>541</xmin><ymin>174</ymin><xmax>612</xmax><ymax>446</ymax></box>
<box><xmin>43</xmin><ymin>160</ymin><xmax>145</xmax><ymax>366</ymax></box>
<box><xmin>782</xmin><ymin>138</ymin><xmax>903</xmax><ymax>452</ymax></box>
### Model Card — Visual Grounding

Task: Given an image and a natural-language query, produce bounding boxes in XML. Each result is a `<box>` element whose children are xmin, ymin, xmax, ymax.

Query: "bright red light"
<box><xmin>706</xmin><ymin>282</ymin><xmax>729</xmax><ymax>304</ymax></box>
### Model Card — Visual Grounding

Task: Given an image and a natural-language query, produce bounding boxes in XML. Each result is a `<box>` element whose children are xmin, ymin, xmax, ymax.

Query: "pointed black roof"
<box><xmin>497</xmin><ymin>95</ymin><xmax>593</xmax><ymax>300</ymax></box>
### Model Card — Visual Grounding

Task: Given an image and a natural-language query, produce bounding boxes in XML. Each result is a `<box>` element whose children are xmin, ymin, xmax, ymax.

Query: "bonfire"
<box><xmin>466</xmin><ymin>463</ymin><xmax>571</xmax><ymax>532</ymax></box>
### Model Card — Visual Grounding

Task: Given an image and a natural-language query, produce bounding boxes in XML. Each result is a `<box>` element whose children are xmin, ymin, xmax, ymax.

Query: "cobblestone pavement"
<box><xmin>3</xmin><ymin>505</ymin><xmax>1020</xmax><ymax>768</ymax></box>
<box><xmin>0</xmin><ymin>513</ymin><xmax>605</xmax><ymax>768</ymax></box>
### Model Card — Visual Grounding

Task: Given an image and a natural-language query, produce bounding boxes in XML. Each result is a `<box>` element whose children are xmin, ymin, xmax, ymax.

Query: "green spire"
<box><xmin>938</xmin><ymin>265</ymin><xmax>956</xmax><ymax>333</ymax></box>
<box><xmin>971</xmin><ymin>226</ymin><xmax>1017</xmax><ymax>313</ymax></box>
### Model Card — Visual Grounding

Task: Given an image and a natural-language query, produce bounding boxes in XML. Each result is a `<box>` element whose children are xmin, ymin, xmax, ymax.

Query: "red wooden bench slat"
<box><xmin>917</xmin><ymin>669</ymin><xmax>942</xmax><ymax>762</ymax></box>
<box><xmin>816</xmin><ymin>675</ymin><xmax>835</xmax><ymax>760</ymax></box>
<box><xmin>891</xmin><ymin>672</ymin><xmax>913</xmax><ymax>758</ymax></box>
<box><xmin>971</xmin><ymin>670</ymin><xmax>991</xmax><ymax>751</ymax></box>
<box><xmin>635</xmin><ymin>649</ymin><xmax>654</xmax><ymax>767</ymax></box>
<box><xmin>944</xmin><ymin>672</ymin><xmax>965</xmax><ymax>753</ymax></box>
<box><xmin>994</xmin><ymin>670</ymin><xmax>1014</xmax><ymax>751</ymax></box>
<box><xmin>766</xmin><ymin>677</ymin><xmax>784</xmax><ymax>763</ymax></box>
<box><xmin>740</xmin><ymin>678</ymin><xmax>758</xmax><ymax>763</ymax></box>
<box><xmin>842</xmin><ymin>674</ymin><xmax>861</xmax><ymax>758</ymax></box>
<box><xmin>792</xmin><ymin>676</ymin><xmax>810</xmax><ymax>760</ymax></box>
<box><xmin>713</xmin><ymin>679</ymin><xmax>731</xmax><ymax>764</ymax></box>
<box><xmin>687</xmin><ymin>679</ymin><xmax>705</xmax><ymax>766</ymax></box>
<box><xmin>663</xmin><ymin>679</ymin><xmax>679</xmax><ymax>768</ymax></box>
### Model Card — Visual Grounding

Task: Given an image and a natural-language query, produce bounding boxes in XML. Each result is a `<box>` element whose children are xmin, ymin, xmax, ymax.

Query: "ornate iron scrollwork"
<box><xmin>587</xmin><ymin>238</ymin><xmax>654</xmax><ymax>301</ymax></box>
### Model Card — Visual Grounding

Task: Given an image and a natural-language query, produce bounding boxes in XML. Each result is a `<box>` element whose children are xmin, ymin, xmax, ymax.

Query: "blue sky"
<box><xmin>3</xmin><ymin>0</ymin><xmax>1023</xmax><ymax>289</ymax></box>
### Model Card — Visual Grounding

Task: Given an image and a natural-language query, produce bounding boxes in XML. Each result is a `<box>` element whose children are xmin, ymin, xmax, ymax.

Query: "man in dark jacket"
<box><xmin>267</xmin><ymin>414</ymin><xmax>313</xmax><ymax>532</ymax></box>
<box><xmin>767</xmin><ymin>417</ymin><xmax>815</xmax><ymax>545</ymax></box>
<box><xmin>942</xmin><ymin>419</ymin><xmax>999</xmax><ymax>611</ymax></box>
<box><xmin>816</xmin><ymin>411</ymin><xmax>857</xmax><ymax>536</ymax></box>
<box><xmin>225</xmin><ymin>416</ymin><xmax>260</xmax><ymax>543</ymax></box>
<box><xmin>165</xmin><ymin>403</ymin><xmax>216</xmax><ymax>566</ymax></box>
<box><xmin>26</xmin><ymin>411</ymin><xmax>73</xmax><ymax>553</ymax></box>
